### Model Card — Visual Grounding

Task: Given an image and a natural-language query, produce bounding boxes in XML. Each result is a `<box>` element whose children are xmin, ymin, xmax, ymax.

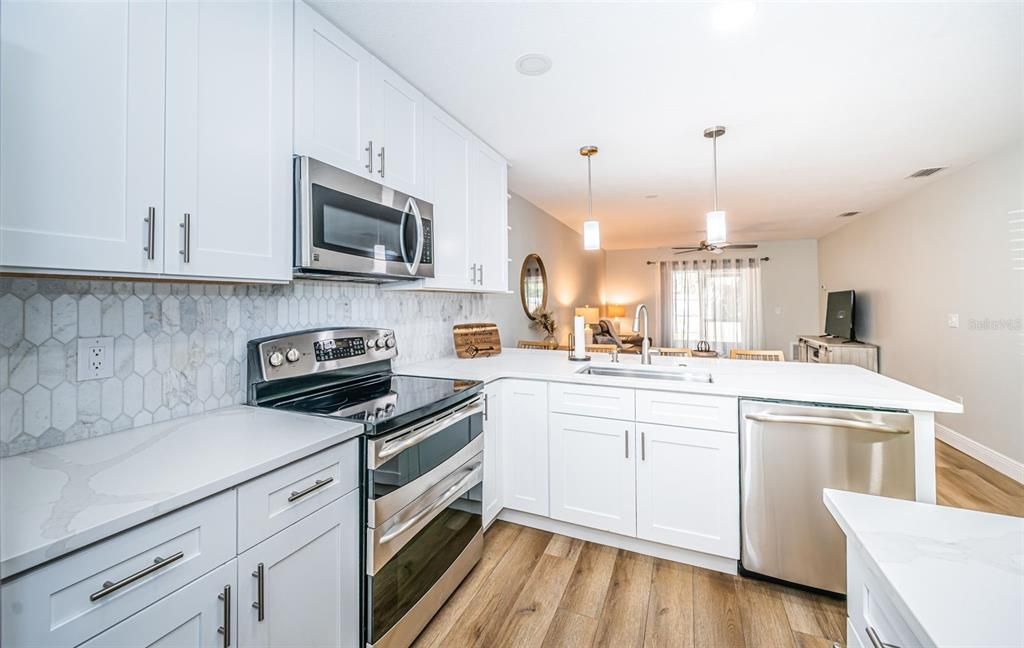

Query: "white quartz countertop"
<box><xmin>824</xmin><ymin>489</ymin><xmax>1024</xmax><ymax>647</ymax></box>
<box><xmin>401</xmin><ymin>349</ymin><xmax>962</xmax><ymax>413</ymax></box>
<box><xmin>0</xmin><ymin>406</ymin><xmax>362</xmax><ymax>580</ymax></box>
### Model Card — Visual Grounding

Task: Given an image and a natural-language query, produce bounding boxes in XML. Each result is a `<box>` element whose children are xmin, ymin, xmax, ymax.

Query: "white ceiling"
<box><xmin>311</xmin><ymin>1</ymin><xmax>1024</xmax><ymax>250</ymax></box>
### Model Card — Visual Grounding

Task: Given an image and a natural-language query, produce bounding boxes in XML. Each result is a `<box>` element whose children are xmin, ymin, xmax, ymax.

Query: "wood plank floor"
<box><xmin>413</xmin><ymin>441</ymin><xmax>1023</xmax><ymax>648</ymax></box>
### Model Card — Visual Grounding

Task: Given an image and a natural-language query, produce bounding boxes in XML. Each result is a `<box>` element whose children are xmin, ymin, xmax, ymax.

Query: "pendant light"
<box><xmin>704</xmin><ymin>126</ymin><xmax>727</xmax><ymax>244</ymax></box>
<box><xmin>580</xmin><ymin>145</ymin><xmax>600</xmax><ymax>250</ymax></box>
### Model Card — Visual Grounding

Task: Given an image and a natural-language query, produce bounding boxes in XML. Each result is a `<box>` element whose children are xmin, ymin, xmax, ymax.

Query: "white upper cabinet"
<box><xmin>294</xmin><ymin>1</ymin><xmax>377</xmax><ymax>180</ymax></box>
<box><xmin>294</xmin><ymin>3</ymin><xmax>426</xmax><ymax>199</ymax></box>
<box><xmin>468</xmin><ymin>142</ymin><xmax>509</xmax><ymax>292</ymax></box>
<box><xmin>420</xmin><ymin>106</ymin><xmax>473</xmax><ymax>290</ymax></box>
<box><xmin>374</xmin><ymin>60</ymin><xmax>427</xmax><ymax>198</ymax></box>
<box><xmin>164</xmin><ymin>0</ymin><xmax>293</xmax><ymax>281</ymax></box>
<box><xmin>0</xmin><ymin>0</ymin><xmax>165</xmax><ymax>274</ymax></box>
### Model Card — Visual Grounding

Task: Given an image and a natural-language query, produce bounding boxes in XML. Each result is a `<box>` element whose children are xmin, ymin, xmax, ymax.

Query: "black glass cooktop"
<box><xmin>266</xmin><ymin>373</ymin><xmax>483</xmax><ymax>435</ymax></box>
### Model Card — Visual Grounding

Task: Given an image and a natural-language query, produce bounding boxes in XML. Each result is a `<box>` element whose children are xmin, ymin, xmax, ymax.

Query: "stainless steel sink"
<box><xmin>580</xmin><ymin>365</ymin><xmax>713</xmax><ymax>383</ymax></box>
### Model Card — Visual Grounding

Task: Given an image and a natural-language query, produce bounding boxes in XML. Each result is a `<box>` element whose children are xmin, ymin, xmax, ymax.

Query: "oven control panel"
<box><xmin>248</xmin><ymin>328</ymin><xmax>397</xmax><ymax>382</ymax></box>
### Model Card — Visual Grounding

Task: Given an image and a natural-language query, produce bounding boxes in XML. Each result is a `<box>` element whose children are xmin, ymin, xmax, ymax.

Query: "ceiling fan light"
<box><xmin>583</xmin><ymin>220</ymin><xmax>601</xmax><ymax>250</ymax></box>
<box><xmin>706</xmin><ymin>210</ymin><xmax>727</xmax><ymax>244</ymax></box>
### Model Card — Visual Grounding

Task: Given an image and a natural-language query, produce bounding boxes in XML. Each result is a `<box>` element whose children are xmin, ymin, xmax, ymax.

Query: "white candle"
<box><xmin>574</xmin><ymin>316</ymin><xmax>586</xmax><ymax>358</ymax></box>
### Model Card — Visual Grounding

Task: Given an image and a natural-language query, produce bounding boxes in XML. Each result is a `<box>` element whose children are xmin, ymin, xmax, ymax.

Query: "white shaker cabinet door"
<box><xmin>500</xmin><ymin>380</ymin><xmax>549</xmax><ymax>516</ymax></box>
<box><xmin>483</xmin><ymin>385</ymin><xmax>504</xmax><ymax>528</ymax></box>
<box><xmin>549</xmin><ymin>413</ymin><xmax>637</xmax><ymax>536</ymax></box>
<box><xmin>0</xmin><ymin>0</ymin><xmax>165</xmax><ymax>274</ymax></box>
<box><xmin>294</xmin><ymin>1</ymin><xmax>378</xmax><ymax>180</ymax></box>
<box><xmin>374</xmin><ymin>60</ymin><xmax>427</xmax><ymax>199</ymax></box>
<box><xmin>164</xmin><ymin>0</ymin><xmax>292</xmax><ymax>281</ymax></box>
<box><xmin>420</xmin><ymin>105</ymin><xmax>473</xmax><ymax>290</ymax></box>
<box><xmin>237</xmin><ymin>491</ymin><xmax>360</xmax><ymax>648</ymax></box>
<box><xmin>78</xmin><ymin>561</ymin><xmax>237</xmax><ymax>648</ymax></box>
<box><xmin>635</xmin><ymin>422</ymin><xmax>740</xmax><ymax>558</ymax></box>
<box><xmin>468</xmin><ymin>142</ymin><xmax>509</xmax><ymax>292</ymax></box>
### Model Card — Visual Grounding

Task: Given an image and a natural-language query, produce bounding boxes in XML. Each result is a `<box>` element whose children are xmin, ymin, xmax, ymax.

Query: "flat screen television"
<box><xmin>824</xmin><ymin>290</ymin><xmax>856</xmax><ymax>340</ymax></box>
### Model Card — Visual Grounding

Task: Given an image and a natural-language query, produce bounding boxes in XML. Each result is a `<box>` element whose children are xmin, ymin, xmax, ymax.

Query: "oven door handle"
<box><xmin>379</xmin><ymin>461</ymin><xmax>482</xmax><ymax>544</ymax></box>
<box><xmin>376</xmin><ymin>398</ymin><xmax>484</xmax><ymax>462</ymax></box>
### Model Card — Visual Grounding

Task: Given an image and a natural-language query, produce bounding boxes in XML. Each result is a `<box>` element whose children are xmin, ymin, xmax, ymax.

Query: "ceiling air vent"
<box><xmin>907</xmin><ymin>167</ymin><xmax>947</xmax><ymax>178</ymax></box>
<box><xmin>837</xmin><ymin>211</ymin><xmax>861</xmax><ymax>218</ymax></box>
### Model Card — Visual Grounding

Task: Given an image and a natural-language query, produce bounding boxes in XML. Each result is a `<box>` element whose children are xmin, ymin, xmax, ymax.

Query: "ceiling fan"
<box><xmin>673</xmin><ymin>240</ymin><xmax>759</xmax><ymax>255</ymax></box>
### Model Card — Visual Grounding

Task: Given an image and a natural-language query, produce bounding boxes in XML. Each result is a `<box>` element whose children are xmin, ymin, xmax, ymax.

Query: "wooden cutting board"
<box><xmin>453</xmin><ymin>323</ymin><xmax>502</xmax><ymax>358</ymax></box>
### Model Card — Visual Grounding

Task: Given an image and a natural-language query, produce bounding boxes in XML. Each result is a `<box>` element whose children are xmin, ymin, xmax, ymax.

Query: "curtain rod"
<box><xmin>646</xmin><ymin>257</ymin><xmax>769</xmax><ymax>265</ymax></box>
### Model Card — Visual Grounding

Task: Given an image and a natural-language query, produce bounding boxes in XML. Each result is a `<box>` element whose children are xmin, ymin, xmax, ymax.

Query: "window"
<box><xmin>659</xmin><ymin>258</ymin><xmax>764</xmax><ymax>355</ymax></box>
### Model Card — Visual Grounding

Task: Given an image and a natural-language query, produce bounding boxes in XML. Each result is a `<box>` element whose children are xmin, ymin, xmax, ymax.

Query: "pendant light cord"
<box><xmin>712</xmin><ymin>131</ymin><xmax>719</xmax><ymax>211</ymax></box>
<box><xmin>587</xmin><ymin>155</ymin><xmax>593</xmax><ymax>219</ymax></box>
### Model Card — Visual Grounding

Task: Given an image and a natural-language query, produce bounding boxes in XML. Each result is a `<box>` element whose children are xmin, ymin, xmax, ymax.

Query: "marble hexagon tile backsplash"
<box><xmin>0</xmin><ymin>277</ymin><xmax>491</xmax><ymax>458</ymax></box>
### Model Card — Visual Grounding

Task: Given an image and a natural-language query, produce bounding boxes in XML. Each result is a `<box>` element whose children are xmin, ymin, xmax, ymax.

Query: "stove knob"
<box><xmin>268</xmin><ymin>351</ymin><xmax>284</xmax><ymax>367</ymax></box>
<box><xmin>384</xmin><ymin>403</ymin><xmax>396</xmax><ymax>415</ymax></box>
<box><xmin>375</xmin><ymin>407</ymin><xmax>387</xmax><ymax>419</ymax></box>
<box><xmin>385</xmin><ymin>337</ymin><xmax>396</xmax><ymax>349</ymax></box>
<box><xmin>285</xmin><ymin>348</ymin><xmax>301</xmax><ymax>363</ymax></box>
<box><xmin>367</xmin><ymin>338</ymin><xmax>378</xmax><ymax>349</ymax></box>
<box><xmin>374</xmin><ymin>338</ymin><xmax>386</xmax><ymax>350</ymax></box>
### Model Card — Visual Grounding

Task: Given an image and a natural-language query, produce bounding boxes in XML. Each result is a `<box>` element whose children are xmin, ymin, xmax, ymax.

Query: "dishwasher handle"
<box><xmin>744</xmin><ymin>412</ymin><xmax>910</xmax><ymax>435</ymax></box>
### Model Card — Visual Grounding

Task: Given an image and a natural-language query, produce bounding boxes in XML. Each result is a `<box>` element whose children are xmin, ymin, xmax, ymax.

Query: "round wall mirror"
<box><xmin>520</xmin><ymin>254</ymin><xmax>548</xmax><ymax>318</ymax></box>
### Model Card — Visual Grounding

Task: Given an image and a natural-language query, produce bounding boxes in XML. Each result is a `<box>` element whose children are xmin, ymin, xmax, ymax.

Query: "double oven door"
<box><xmin>365</xmin><ymin>396</ymin><xmax>484</xmax><ymax>648</ymax></box>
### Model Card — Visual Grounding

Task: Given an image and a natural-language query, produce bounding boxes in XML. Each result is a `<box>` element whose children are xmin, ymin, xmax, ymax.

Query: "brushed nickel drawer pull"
<box><xmin>865</xmin><ymin>625</ymin><xmax>899</xmax><ymax>648</ymax></box>
<box><xmin>252</xmin><ymin>562</ymin><xmax>265</xmax><ymax>621</ymax></box>
<box><xmin>365</xmin><ymin>140</ymin><xmax>374</xmax><ymax>174</ymax></box>
<box><xmin>144</xmin><ymin>207</ymin><xmax>156</xmax><ymax>260</ymax></box>
<box><xmin>287</xmin><ymin>476</ymin><xmax>334</xmax><ymax>502</ymax></box>
<box><xmin>217</xmin><ymin>584</ymin><xmax>231</xmax><ymax>647</ymax></box>
<box><xmin>89</xmin><ymin>550</ymin><xmax>184</xmax><ymax>601</ymax></box>
<box><xmin>179</xmin><ymin>213</ymin><xmax>191</xmax><ymax>263</ymax></box>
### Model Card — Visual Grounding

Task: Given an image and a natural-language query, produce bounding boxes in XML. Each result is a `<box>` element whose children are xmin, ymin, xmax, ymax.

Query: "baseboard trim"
<box><xmin>936</xmin><ymin>423</ymin><xmax>1024</xmax><ymax>484</ymax></box>
<box><xmin>496</xmin><ymin>509</ymin><xmax>738</xmax><ymax>576</ymax></box>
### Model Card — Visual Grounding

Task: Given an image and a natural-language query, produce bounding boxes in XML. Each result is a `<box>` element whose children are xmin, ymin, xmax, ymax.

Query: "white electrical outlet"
<box><xmin>947</xmin><ymin>313</ymin><xmax>959</xmax><ymax>328</ymax></box>
<box><xmin>77</xmin><ymin>337</ymin><xmax>114</xmax><ymax>381</ymax></box>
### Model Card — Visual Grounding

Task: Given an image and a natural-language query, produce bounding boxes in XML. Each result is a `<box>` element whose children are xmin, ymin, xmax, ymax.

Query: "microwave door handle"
<box><xmin>412</xmin><ymin>203</ymin><xmax>424</xmax><ymax>273</ymax></box>
<box><xmin>399</xmin><ymin>207</ymin><xmax>411</xmax><ymax>269</ymax></box>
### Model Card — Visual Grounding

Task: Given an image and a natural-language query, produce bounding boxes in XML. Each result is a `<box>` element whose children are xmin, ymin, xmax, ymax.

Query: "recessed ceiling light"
<box><xmin>711</xmin><ymin>1</ymin><xmax>757</xmax><ymax>33</ymax></box>
<box><xmin>515</xmin><ymin>53</ymin><xmax>552</xmax><ymax>77</ymax></box>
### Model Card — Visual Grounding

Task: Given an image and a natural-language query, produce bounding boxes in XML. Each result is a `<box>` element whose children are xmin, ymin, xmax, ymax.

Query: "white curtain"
<box><xmin>659</xmin><ymin>258</ymin><xmax>764</xmax><ymax>355</ymax></box>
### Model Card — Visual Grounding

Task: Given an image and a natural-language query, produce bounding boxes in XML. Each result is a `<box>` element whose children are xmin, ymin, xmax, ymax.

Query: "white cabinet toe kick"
<box><xmin>488</xmin><ymin>379</ymin><xmax>740</xmax><ymax>574</ymax></box>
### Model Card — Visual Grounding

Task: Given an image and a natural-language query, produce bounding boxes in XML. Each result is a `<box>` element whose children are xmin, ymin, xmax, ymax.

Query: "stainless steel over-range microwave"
<box><xmin>294</xmin><ymin>156</ymin><xmax>434</xmax><ymax>281</ymax></box>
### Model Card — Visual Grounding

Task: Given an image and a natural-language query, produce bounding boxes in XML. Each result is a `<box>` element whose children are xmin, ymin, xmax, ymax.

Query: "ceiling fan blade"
<box><xmin>720</xmin><ymin>244</ymin><xmax>759</xmax><ymax>249</ymax></box>
<box><xmin>674</xmin><ymin>249</ymin><xmax>701</xmax><ymax>254</ymax></box>
<box><xmin>671</xmin><ymin>246</ymin><xmax>702</xmax><ymax>251</ymax></box>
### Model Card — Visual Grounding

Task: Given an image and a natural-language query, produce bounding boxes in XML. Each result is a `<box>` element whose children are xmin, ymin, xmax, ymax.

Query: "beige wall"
<box><xmin>488</xmin><ymin>193</ymin><xmax>606</xmax><ymax>346</ymax></box>
<box><xmin>819</xmin><ymin>142</ymin><xmax>1024</xmax><ymax>464</ymax></box>
<box><xmin>604</xmin><ymin>240</ymin><xmax>820</xmax><ymax>358</ymax></box>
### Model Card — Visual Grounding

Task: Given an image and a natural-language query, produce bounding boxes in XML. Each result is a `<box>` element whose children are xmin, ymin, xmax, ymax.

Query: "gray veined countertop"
<box><xmin>401</xmin><ymin>348</ymin><xmax>963</xmax><ymax>414</ymax></box>
<box><xmin>0</xmin><ymin>406</ymin><xmax>362</xmax><ymax>580</ymax></box>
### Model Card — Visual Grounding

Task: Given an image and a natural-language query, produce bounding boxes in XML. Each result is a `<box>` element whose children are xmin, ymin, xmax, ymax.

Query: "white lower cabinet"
<box><xmin>500</xmin><ymin>380</ymin><xmax>549</xmax><ymax>516</ymax></box>
<box><xmin>636</xmin><ymin>422</ymin><xmax>739</xmax><ymax>558</ymax></box>
<box><xmin>79</xmin><ymin>560</ymin><xmax>237</xmax><ymax>648</ymax></box>
<box><xmin>549</xmin><ymin>414</ymin><xmax>636</xmax><ymax>536</ymax></box>
<box><xmin>483</xmin><ymin>384</ymin><xmax>504</xmax><ymax>528</ymax></box>
<box><xmin>238</xmin><ymin>490</ymin><xmax>360</xmax><ymax>648</ymax></box>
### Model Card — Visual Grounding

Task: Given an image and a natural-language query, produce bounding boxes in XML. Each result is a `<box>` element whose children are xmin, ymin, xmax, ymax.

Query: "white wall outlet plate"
<box><xmin>947</xmin><ymin>313</ymin><xmax>960</xmax><ymax>328</ymax></box>
<box><xmin>77</xmin><ymin>337</ymin><xmax>114</xmax><ymax>381</ymax></box>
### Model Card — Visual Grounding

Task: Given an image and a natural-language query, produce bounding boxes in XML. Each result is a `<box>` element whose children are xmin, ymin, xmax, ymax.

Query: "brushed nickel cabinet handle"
<box><xmin>470</xmin><ymin>263</ymin><xmax>478</xmax><ymax>284</ymax></box>
<box><xmin>479</xmin><ymin>264</ymin><xmax>484</xmax><ymax>285</ymax></box>
<box><xmin>179</xmin><ymin>213</ymin><xmax>191</xmax><ymax>263</ymax></box>
<box><xmin>89</xmin><ymin>551</ymin><xmax>184</xmax><ymax>601</ymax></box>
<box><xmin>252</xmin><ymin>563</ymin><xmax>265</xmax><ymax>621</ymax></box>
<box><xmin>217</xmin><ymin>584</ymin><xmax>231</xmax><ymax>647</ymax></box>
<box><xmin>865</xmin><ymin>625</ymin><xmax>899</xmax><ymax>648</ymax></box>
<box><xmin>378</xmin><ymin>146</ymin><xmax>385</xmax><ymax>178</ymax></box>
<box><xmin>144</xmin><ymin>207</ymin><xmax>156</xmax><ymax>260</ymax></box>
<box><xmin>641</xmin><ymin>431</ymin><xmax>646</xmax><ymax>461</ymax></box>
<box><xmin>365</xmin><ymin>140</ymin><xmax>374</xmax><ymax>174</ymax></box>
<box><xmin>625</xmin><ymin>429</ymin><xmax>629</xmax><ymax>459</ymax></box>
<box><xmin>287</xmin><ymin>476</ymin><xmax>334</xmax><ymax>502</ymax></box>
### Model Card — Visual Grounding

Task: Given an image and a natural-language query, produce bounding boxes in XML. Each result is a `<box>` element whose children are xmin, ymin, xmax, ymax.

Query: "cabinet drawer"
<box><xmin>0</xmin><ymin>491</ymin><xmax>235</xmax><ymax>648</ymax></box>
<box><xmin>847</xmin><ymin>544</ymin><xmax>925</xmax><ymax>648</ymax></box>
<box><xmin>635</xmin><ymin>390</ymin><xmax>737</xmax><ymax>432</ymax></box>
<box><xmin>549</xmin><ymin>382</ymin><xmax>635</xmax><ymax>420</ymax></box>
<box><xmin>237</xmin><ymin>440</ymin><xmax>358</xmax><ymax>552</ymax></box>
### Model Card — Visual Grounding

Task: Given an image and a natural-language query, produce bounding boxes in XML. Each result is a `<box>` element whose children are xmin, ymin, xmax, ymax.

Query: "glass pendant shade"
<box><xmin>583</xmin><ymin>220</ymin><xmax>601</xmax><ymax>250</ymax></box>
<box><xmin>706</xmin><ymin>210</ymin><xmax>727</xmax><ymax>244</ymax></box>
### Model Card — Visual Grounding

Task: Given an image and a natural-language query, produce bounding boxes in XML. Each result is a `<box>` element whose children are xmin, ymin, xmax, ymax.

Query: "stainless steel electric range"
<box><xmin>246</xmin><ymin>327</ymin><xmax>484</xmax><ymax>648</ymax></box>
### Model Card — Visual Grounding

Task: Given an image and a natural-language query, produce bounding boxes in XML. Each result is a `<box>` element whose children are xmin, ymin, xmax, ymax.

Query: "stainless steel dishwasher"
<box><xmin>739</xmin><ymin>399</ymin><xmax>916</xmax><ymax>594</ymax></box>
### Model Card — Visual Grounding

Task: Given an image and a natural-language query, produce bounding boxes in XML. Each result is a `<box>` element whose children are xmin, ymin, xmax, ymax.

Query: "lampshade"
<box><xmin>575</xmin><ymin>306</ymin><xmax>600</xmax><ymax>324</ymax></box>
<box><xmin>607</xmin><ymin>305</ymin><xmax>626</xmax><ymax>318</ymax></box>
<box><xmin>583</xmin><ymin>220</ymin><xmax>600</xmax><ymax>250</ymax></box>
<box><xmin>706</xmin><ymin>210</ymin><xmax>727</xmax><ymax>244</ymax></box>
